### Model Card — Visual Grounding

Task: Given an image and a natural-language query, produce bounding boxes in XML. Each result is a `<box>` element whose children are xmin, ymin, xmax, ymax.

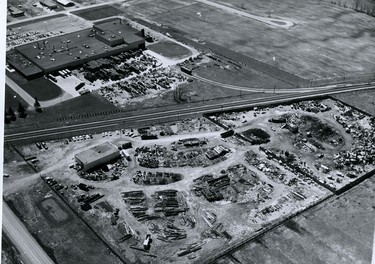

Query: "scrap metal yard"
<box><xmin>2</xmin><ymin>0</ymin><xmax>375</xmax><ymax>264</ymax></box>
<box><xmin>3</xmin><ymin>97</ymin><xmax>375</xmax><ymax>263</ymax></box>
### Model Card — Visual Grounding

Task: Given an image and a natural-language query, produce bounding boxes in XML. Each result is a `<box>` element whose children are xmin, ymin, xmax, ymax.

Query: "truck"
<box><xmin>75</xmin><ymin>82</ymin><xmax>85</xmax><ymax>91</ymax></box>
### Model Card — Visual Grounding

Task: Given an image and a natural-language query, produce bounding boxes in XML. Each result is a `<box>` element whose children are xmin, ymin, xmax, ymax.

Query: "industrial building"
<box><xmin>56</xmin><ymin>0</ymin><xmax>75</xmax><ymax>7</ymax></box>
<box><xmin>8</xmin><ymin>5</ymin><xmax>25</xmax><ymax>17</ymax></box>
<box><xmin>7</xmin><ymin>18</ymin><xmax>146</xmax><ymax>80</ymax></box>
<box><xmin>75</xmin><ymin>142</ymin><xmax>120</xmax><ymax>171</ymax></box>
<box><xmin>40</xmin><ymin>0</ymin><xmax>58</xmax><ymax>9</ymax></box>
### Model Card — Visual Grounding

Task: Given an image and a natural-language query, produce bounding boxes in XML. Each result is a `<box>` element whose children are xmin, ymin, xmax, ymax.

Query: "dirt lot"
<box><xmin>4</xmin><ymin>178</ymin><xmax>123</xmax><ymax>264</ymax></box>
<box><xmin>217</xmin><ymin>175</ymin><xmax>375</xmax><ymax>264</ymax></box>
<box><xmin>121</xmin><ymin>0</ymin><xmax>375</xmax><ymax>79</ymax></box>
<box><xmin>4</xmin><ymin>114</ymin><xmax>331</xmax><ymax>263</ymax></box>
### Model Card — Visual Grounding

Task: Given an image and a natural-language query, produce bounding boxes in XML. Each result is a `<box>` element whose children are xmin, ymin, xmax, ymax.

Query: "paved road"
<box><xmin>2</xmin><ymin>202</ymin><xmax>55</xmax><ymax>264</ymax></box>
<box><xmin>196</xmin><ymin>0</ymin><xmax>294</xmax><ymax>29</ymax></box>
<box><xmin>191</xmin><ymin>73</ymin><xmax>339</xmax><ymax>93</ymax></box>
<box><xmin>4</xmin><ymin>84</ymin><xmax>375</xmax><ymax>143</ymax></box>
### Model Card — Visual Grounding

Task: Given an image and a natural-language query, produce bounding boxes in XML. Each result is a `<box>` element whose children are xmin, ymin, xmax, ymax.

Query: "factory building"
<box><xmin>7</xmin><ymin>19</ymin><xmax>146</xmax><ymax>80</ymax></box>
<box><xmin>75</xmin><ymin>142</ymin><xmax>120</xmax><ymax>171</ymax></box>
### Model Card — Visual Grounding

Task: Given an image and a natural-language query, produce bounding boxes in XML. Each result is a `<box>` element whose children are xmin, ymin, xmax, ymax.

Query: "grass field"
<box><xmin>4</xmin><ymin>91</ymin><xmax>119</xmax><ymax>132</ymax></box>
<box><xmin>217</xmin><ymin>175</ymin><xmax>375</xmax><ymax>264</ymax></box>
<box><xmin>7</xmin><ymin>71</ymin><xmax>63</xmax><ymax>101</ymax></box>
<box><xmin>148</xmin><ymin>40</ymin><xmax>192</xmax><ymax>58</ymax></box>
<box><xmin>121</xmin><ymin>0</ymin><xmax>375</xmax><ymax>79</ymax></box>
<box><xmin>5</xmin><ymin>178</ymin><xmax>123</xmax><ymax>264</ymax></box>
<box><xmin>71</xmin><ymin>5</ymin><xmax>123</xmax><ymax>21</ymax></box>
<box><xmin>331</xmin><ymin>89</ymin><xmax>375</xmax><ymax>116</ymax></box>
<box><xmin>5</xmin><ymin>84</ymin><xmax>30</xmax><ymax>110</ymax></box>
<box><xmin>1</xmin><ymin>233</ymin><xmax>23</xmax><ymax>264</ymax></box>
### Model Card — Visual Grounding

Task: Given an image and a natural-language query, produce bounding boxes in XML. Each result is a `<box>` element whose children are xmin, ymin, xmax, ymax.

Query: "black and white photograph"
<box><xmin>1</xmin><ymin>0</ymin><xmax>375</xmax><ymax>263</ymax></box>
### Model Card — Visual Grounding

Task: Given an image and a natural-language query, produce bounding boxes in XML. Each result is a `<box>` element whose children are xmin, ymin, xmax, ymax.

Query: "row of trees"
<box><xmin>5</xmin><ymin>102</ymin><xmax>26</xmax><ymax>124</ymax></box>
<box><xmin>4</xmin><ymin>97</ymin><xmax>42</xmax><ymax>124</ymax></box>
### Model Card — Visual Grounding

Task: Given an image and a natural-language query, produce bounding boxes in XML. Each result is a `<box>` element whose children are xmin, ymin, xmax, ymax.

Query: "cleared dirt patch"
<box><xmin>37</xmin><ymin>197</ymin><xmax>72</xmax><ymax>226</ymax></box>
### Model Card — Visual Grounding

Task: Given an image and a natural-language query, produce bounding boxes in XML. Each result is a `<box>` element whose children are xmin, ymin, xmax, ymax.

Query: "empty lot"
<box><xmin>217</xmin><ymin>175</ymin><xmax>375</xmax><ymax>264</ymax></box>
<box><xmin>120</xmin><ymin>0</ymin><xmax>375</xmax><ymax>79</ymax></box>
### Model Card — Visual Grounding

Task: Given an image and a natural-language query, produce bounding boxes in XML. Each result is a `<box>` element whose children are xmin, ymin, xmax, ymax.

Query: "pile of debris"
<box><xmin>132</xmin><ymin>171</ymin><xmax>182</xmax><ymax>185</ymax></box>
<box><xmin>153</xmin><ymin>190</ymin><xmax>188</xmax><ymax>217</ymax></box>
<box><xmin>122</xmin><ymin>190</ymin><xmax>149</xmax><ymax>221</ymax></box>
<box><xmin>150</xmin><ymin>222</ymin><xmax>187</xmax><ymax>242</ymax></box>
<box><xmin>192</xmin><ymin>174</ymin><xmax>230</xmax><ymax>202</ymax></box>
<box><xmin>117</xmin><ymin>222</ymin><xmax>135</xmax><ymax>242</ymax></box>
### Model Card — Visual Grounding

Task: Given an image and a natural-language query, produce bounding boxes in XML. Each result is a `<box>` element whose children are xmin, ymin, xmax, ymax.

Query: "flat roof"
<box><xmin>6</xmin><ymin>50</ymin><xmax>43</xmax><ymax>77</ymax></box>
<box><xmin>13</xmin><ymin>21</ymin><xmax>145</xmax><ymax>73</ymax></box>
<box><xmin>15</xmin><ymin>28</ymin><xmax>130</xmax><ymax>72</ymax></box>
<box><xmin>75</xmin><ymin>142</ymin><xmax>119</xmax><ymax>165</ymax></box>
<box><xmin>93</xmin><ymin>19</ymin><xmax>139</xmax><ymax>35</ymax></box>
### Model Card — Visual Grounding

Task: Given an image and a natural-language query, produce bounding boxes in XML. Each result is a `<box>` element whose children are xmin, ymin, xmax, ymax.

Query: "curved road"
<box><xmin>2</xmin><ymin>202</ymin><xmax>55</xmax><ymax>264</ymax></box>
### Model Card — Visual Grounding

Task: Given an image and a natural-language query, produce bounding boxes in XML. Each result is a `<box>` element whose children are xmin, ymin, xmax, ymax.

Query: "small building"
<box><xmin>40</xmin><ymin>0</ymin><xmax>58</xmax><ymax>9</ymax></box>
<box><xmin>75</xmin><ymin>142</ymin><xmax>120</xmax><ymax>171</ymax></box>
<box><xmin>56</xmin><ymin>0</ymin><xmax>75</xmax><ymax>7</ymax></box>
<box><xmin>8</xmin><ymin>5</ymin><xmax>25</xmax><ymax>17</ymax></box>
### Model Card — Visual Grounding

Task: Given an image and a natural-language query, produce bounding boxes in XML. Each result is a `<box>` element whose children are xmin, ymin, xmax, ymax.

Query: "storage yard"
<box><xmin>4</xmin><ymin>97</ymin><xmax>373</xmax><ymax>263</ymax></box>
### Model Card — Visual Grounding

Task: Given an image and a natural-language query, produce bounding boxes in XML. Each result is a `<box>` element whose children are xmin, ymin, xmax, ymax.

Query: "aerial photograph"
<box><xmin>1</xmin><ymin>0</ymin><xmax>375</xmax><ymax>263</ymax></box>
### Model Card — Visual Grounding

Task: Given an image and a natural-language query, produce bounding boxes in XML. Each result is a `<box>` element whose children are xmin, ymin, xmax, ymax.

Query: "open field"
<box><xmin>148</xmin><ymin>40</ymin><xmax>192</xmax><ymax>59</ymax></box>
<box><xmin>5</xmin><ymin>84</ymin><xmax>29</xmax><ymax>110</ymax></box>
<box><xmin>217</xmin><ymin>175</ymin><xmax>375</xmax><ymax>264</ymax></box>
<box><xmin>190</xmin><ymin>53</ymin><xmax>292</xmax><ymax>89</ymax></box>
<box><xmin>8</xmin><ymin>71</ymin><xmax>63</xmax><ymax>101</ymax></box>
<box><xmin>71</xmin><ymin>5</ymin><xmax>123</xmax><ymax>21</ymax></box>
<box><xmin>4</xmin><ymin>178</ymin><xmax>123</xmax><ymax>264</ymax></box>
<box><xmin>121</xmin><ymin>0</ymin><xmax>375</xmax><ymax>79</ymax></box>
<box><xmin>3</xmin><ymin>90</ymin><xmax>119</xmax><ymax>131</ymax></box>
<box><xmin>331</xmin><ymin>89</ymin><xmax>375</xmax><ymax>116</ymax></box>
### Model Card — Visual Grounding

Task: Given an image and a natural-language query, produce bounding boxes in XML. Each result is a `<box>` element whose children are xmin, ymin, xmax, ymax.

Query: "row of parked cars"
<box><xmin>102</xmin><ymin>129</ymin><xmax>138</xmax><ymax>138</ymax></box>
<box><xmin>36</xmin><ymin>141</ymin><xmax>48</xmax><ymax>150</ymax></box>
<box><xmin>71</xmin><ymin>134</ymin><xmax>93</xmax><ymax>142</ymax></box>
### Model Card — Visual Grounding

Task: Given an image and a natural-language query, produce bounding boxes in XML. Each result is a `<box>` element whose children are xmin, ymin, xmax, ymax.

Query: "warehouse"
<box><xmin>75</xmin><ymin>142</ymin><xmax>120</xmax><ymax>171</ymax></box>
<box><xmin>7</xmin><ymin>19</ymin><xmax>146</xmax><ymax>79</ymax></box>
<box><xmin>56</xmin><ymin>0</ymin><xmax>75</xmax><ymax>7</ymax></box>
<box><xmin>40</xmin><ymin>0</ymin><xmax>58</xmax><ymax>9</ymax></box>
<box><xmin>8</xmin><ymin>5</ymin><xmax>25</xmax><ymax>17</ymax></box>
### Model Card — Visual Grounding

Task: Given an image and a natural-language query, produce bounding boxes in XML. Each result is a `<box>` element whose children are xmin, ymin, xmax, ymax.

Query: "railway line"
<box><xmin>5</xmin><ymin>83</ymin><xmax>375</xmax><ymax>143</ymax></box>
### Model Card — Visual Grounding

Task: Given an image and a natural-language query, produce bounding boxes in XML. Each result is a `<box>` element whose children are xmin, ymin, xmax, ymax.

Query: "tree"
<box><xmin>18</xmin><ymin>102</ymin><xmax>27</xmax><ymax>118</ymax></box>
<box><xmin>4</xmin><ymin>110</ymin><xmax>11</xmax><ymax>124</ymax></box>
<box><xmin>34</xmin><ymin>97</ymin><xmax>42</xmax><ymax>113</ymax></box>
<box><xmin>8</xmin><ymin>107</ymin><xmax>16</xmax><ymax>121</ymax></box>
